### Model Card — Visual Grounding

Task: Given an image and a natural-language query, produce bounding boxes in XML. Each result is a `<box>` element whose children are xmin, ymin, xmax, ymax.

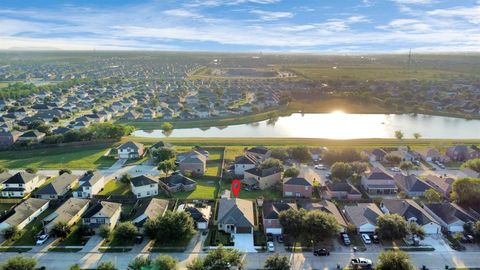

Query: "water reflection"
<box><xmin>132</xmin><ymin>112</ymin><xmax>480</xmax><ymax>139</ymax></box>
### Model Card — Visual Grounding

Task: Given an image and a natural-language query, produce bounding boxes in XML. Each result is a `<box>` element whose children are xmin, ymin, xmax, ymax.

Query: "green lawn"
<box><xmin>169</xmin><ymin>178</ymin><xmax>219</xmax><ymax>199</ymax></box>
<box><xmin>219</xmin><ymin>180</ymin><xmax>282</xmax><ymax>199</ymax></box>
<box><xmin>0</xmin><ymin>144</ymin><xmax>116</xmax><ymax>169</ymax></box>
<box><xmin>2</xmin><ymin>207</ymin><xmax>56</xmax><ymax>246</ymax></box>
<box><xmin>55</xmin><ymin>225</ymin><xmax>87</xmax><ymax>246</ymax></box>
<box><xmin>0</xmin><ymin>203</ymin><xmax>15</xmax><ymax>212</ymax></box>
<box><xmin>99</xmin><ymin>180</ymin><xmax>133</xmax><ymax>196</ymax></box>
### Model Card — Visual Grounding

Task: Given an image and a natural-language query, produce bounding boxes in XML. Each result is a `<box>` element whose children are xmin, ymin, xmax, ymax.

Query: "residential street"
<box><xmin>0</xmin><ymin>249</ymin><xmax>479</xmax><ymax>270</ymax></box>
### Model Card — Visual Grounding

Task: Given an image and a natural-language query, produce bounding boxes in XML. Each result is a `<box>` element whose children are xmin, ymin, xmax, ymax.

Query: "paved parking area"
<box><xmin>233</xmin><ymin>233</ymin><xmax>256</xmax><ymax>253</ymax></box>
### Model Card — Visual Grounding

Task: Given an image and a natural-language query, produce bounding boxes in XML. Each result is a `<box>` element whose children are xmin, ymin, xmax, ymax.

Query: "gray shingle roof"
<box><xmin>36</xmin><ymin>173</ymin><xmax>79</xmax><ymax>196</ymax></box>
<box><xmin>217</xmin><ymin>198</ymin><xmax>254</xmax><ymax>228</ymax></box>
<box><xmin>131</xmin><ymin>175</ymin><xmax>158</xmax><ymax>187</ymax></box>
<box><xmin>344</xmin><ymin>203</ymin><xmax>383</xmax><ymax>227</ymax></box>
<box><xmin>3</xmin><ymin>198</ymin><xmax>49</xmax><ymax>227</ymax></box>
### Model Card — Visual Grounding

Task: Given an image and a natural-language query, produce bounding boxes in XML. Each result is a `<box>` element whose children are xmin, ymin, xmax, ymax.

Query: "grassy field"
<box><xmin>0</xmin><ymin>144</ymin><xmax>116</xmax><ymax>169</ymax></box>
<box><xmin>0</xmin><ymin>203</ymin><xmax>15</xmax><ymax>212</ymax></box>
<box><xmin>99</xmin><ymin>180</ymin><xmax>133</xmax><ymax>196</ymax></box>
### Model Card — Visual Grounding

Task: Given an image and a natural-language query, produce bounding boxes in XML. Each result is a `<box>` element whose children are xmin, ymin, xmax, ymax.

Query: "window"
<box><xmin>84</xmin><ymin>218</ymin><xmax>90</xmax><ymax>223</ymax></box>
<box><xmin>147</xmin><ymin>191</ymin><xmax>150</xmax><ymax>195</ymax></box>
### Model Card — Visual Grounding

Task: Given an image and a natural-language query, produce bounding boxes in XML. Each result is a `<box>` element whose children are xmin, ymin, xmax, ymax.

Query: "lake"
<box><xmin>132</xmin><ymin>112</ymin><xmax>480</xmax><ymax>139</ymax></box>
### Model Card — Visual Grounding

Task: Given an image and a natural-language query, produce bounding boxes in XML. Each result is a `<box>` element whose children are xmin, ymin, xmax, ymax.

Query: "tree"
<box><xmin>322</xmin><ymin>149</ymin><xmax>362</xmax><ymax>165</ymax></box>
<box><xmin>1</xmin><ymin>255</ymin><xmax>37</xmax><ymax>270</ymax></box>
<box><xmin>424</xmin><ymin>188</ymin><xmax>442</xmax><ymax>203</ymax></box>
<box><xmin>25</xmin><ymin>167</ymin><xmax>38</xmax><ymax>174</ymax></box>
<box><xmin>152</xmin><ymin>147</ymin><xmax>176</xmax><ymax>162</ymax></box>
<box><xmin>120</xmin><ymin>174</ymin><xmax>132</xmax><ymax>184</ymax></box>
<box><xmin>385</xmin><ymin>153</ymin><xmax>402</xmax><ymax>165</ymax></box>
<box><xmin>128</xmin><ymin>257</ymin><xmax>152</xmax><ymax>270</ymax></box>
<box><xmin>283</xmin><ymin>167</ymin><xmax>299</xmax><ymax>178</ymax></box>
<box><xmin>271</xmin><ymin>148</ymin><xmax>288</xmax><ymax>161</ymax></box>
<box><xmin>3</xmin><ymin>226</ymin><xmax>20</xmax><ymax>241</ymax></box>
<box><xmin>289</xmin><ymin>146</ymin><xmax>311</xmax><ymax>163</ymax></box>
<box><xmin>451</xmin><ymin>178</ymin><xmax>480</xmax><ymax>205</ymax></box>
<box><xmin>202</xmin><ymin>246</ymin><xmax>243</xmax><ymax>270</ymax></box>
<box><xmin>97</xmin><ymin>261</ymin><xmax>116</xmax><ymax>270</ymax></box>
<box><xmin>259</xmin><ymin>158</ymin><xmax>283</xmax><ymax>170</ymax></box>
<box><xmin>375</xmin><ymin>250</ymin><xmax>415</xmax><ymax>270</ymax></box>
<box><xmin>152</xmin><ymin>255</ymin><xmax>177</xmax><ymax>270</ymax></box>
<box><xmin>330</xmin><ymin>162</ymin><xmax>353</xmax><ymax>181</ymax></box>
<box><xmin>99</xmin><ymin>224</ymin><xmax>111</xmax><ymax>239</ymax></box>
<box><xmin>114</xmin><ymin>222</ymin><xmax>138</xmax><ymax>243</ymax></box>
<box><xmin>376</xmin><ymin>214</ymin><xmax>408</xmax><ymax>240</ymax></box>
<box><xmin>350</xmin><ymin>161</ymin><xmax>368</xmax><ymax>175</ymax></box>
<box><xmin>144</xmin><ymin>210</ymin><xmax>196</xmax><ymax>243</ymax></box>
<box><xmin>158</xmin><ymin>159</ymin><xmax>176</xmax><ymax>178</ymax></box>
<box><xmin>407</xmin><ymin>222</ymin><xmax>426</xmax><ymax>240</ymax></box>
<box><xmin>186</xmin><ymin>257</ymin><xmax>205</xmax><ymax>270</ymax></box>
<box><xmin>303</xmin><ymin>210</ymin><xmax>340</xmax><ymax>243</ymax></box>
<box><xmin>279</xmin><ymin>208</ymin><xmax>305</xmax><ymax>239</ymax></box>
<box><xmin>399</xmin><ymin>161</ymin><xmax>415</xmax><ymax>174</ymax></box>
<box><xmin>264</xmin><ymin>254</ymin><xmax>290</xmax><ymax>270</ymax></box>
<box><xmin>68</xmin><ymin>264</ymin><xmax>82</xmax><ymax>270</ymax></box>
<box><xmin>52</xmin><ymin>221</ymin><xmax>71</xmax><ymax>238</ymax></box>
<box><xmin>413</xmin><ymin>133</ymin><xmax>421</xmax><ymax>139</ymax></box>
<box><xmin>161</xmin><ymin>122</ymin><xmax>174</xmax><ymax>132</ymax></box>
<box><xmin>462</xmin><ymin>158</ymin><xmax>480</xmax><ymax>173</ymax></box>
<box><xmin>59</xmin><ymin>168</ymin><xmax>72</xmax><ymax>175</ymax></box>
<box><xmin>395</xmin><ymin>130</ymin><xmax>404</xmax><ymax>140</ymax></box>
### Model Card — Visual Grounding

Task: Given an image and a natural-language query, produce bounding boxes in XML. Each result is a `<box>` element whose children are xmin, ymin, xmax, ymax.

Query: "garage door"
<box><xmin>449</xmin><ymin>226</ymin><xmax>464</xmax><ymax>233</ymax></box>
<box><xmin>266</xmin><ymin>228</ymin><xmax>282</xmax><ymax>235</ymax></box>
<box><xmin>236</xmin><ymin>227</ymin><xmax>252</xmax><ymax>233</ymax></box>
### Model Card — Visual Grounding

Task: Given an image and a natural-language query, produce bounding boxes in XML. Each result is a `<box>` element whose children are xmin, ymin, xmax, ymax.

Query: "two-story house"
<box><xmin>243</xmin><ymin>167</ymin><xmax>282</xmax><ymax>190</ymax></box>
<box><xmin>130</xmin><ymin>175</ymin><xmax>159</xmax><ymax>198</ymax></box>
<box><xmin>72</xmin><ymin>171</ymin><xmax>105</xmax><ymax>198</ymax></box>
<box><xmin>117</xmin><ymin>141</ymin><xmax>145</xmax><ymax>159</ymax></box>
<box><xmin>361</xmin><ymin>168</ymin><xmax>397</xmax><ymax>196</ymax></box>
<box><xmin>82</xmin><ymin>201</ymin><xmax>122</xmax><ymax>231</ymax></box>
<box><xmin>1</xmin><ymin>172</ymin><xmax>46</xmax><ymax>198</ymax></box>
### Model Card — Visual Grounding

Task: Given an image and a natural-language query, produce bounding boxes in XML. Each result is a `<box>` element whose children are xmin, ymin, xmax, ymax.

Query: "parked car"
<box><xmin>135</xmin><ymin>235</ymin><xmax>144</xmax><ymax>244</ymax></box>
<box><xmin>267</xmin><ymin>241</ymin><xmax>275</xmax><ymax>252</ymax></box>
<box><xmin>361</xmin><ymin>234</ymin><xmax>372</xmax><ymax>244</ymax></box>
<box><xmin>350</xmin><ymin>258</ymin><xmax>373</xmax><ymax>268</ymax></box>
<box><xmin>326</xmin><ymin>173</ymin><xmax>332</xmax><ymax>180</ymax></box>
<box><xmin>412</xmin><ymin>160</ymin><xmax>420</xmax><ymax>166</ymax></box>
<box><xmin>313</xmin><ymin>248</ymin><xmax>330</xmax><ymax>256</ymax></box>
<box><xmin>341</xmin><ymin>233</ymin><xmax>351</xmax><ymax>245</ymax></box>
<box><xmin>314</xmin><ymin>164</ymin><xmax>327</xmax><ymax>170</ymax></box>
<box><xmin>266</xmin><ymin>233</ymin><xmax>274</xmax><ymax>242</ymax></box>
<box><xmin>461</xmin><ymin>235</ymin><xmax>475</xmax><ymax>243</ymax></box>
<box><xmin>36</xmin><ymin>234</ymin><xmax>49</xmax><ymax>245</ymax></box>
<box><xmin>390</xmin><ymin>167</ymin><xmax>401</xmax><ymax>172</ymax></box>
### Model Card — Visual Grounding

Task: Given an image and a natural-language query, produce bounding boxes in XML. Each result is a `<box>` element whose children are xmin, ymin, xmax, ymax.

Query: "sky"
<box><xmin>0</xmin><ymin>0</ymin><xmax>480</xmax><ymax>52</ymax></box>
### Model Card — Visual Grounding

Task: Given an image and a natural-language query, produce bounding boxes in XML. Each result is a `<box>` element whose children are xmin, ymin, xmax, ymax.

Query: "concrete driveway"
<box><xmin>232</xmin><ymin>233</ymin><xmax>256</xmax><ymax>253</ymax></box>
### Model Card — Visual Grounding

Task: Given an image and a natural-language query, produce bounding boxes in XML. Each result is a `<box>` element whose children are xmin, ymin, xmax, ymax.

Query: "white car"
<box><xmin>390</xmin><ymin>167</ymin><xmax>401</xmax><ymax>172</ymax></box>
<box><xmin>351</xmin><ymin>257</ymin><xmax>373</xmax><ymax>268</ymax></box>
<box><xmin>314</xmin><ymin>164</ymin><xmax>327</xmax><ymax>170</ymax></box>
<box><xmin>361</xmin><ymin>234</ymin><xmax>372</xmax><ymax>244</ymax></box>
<box><xmin>267</xmin><ymin>241</ymin><xmax>275</xmax><ymax>252</ymax></box>
<box><xmin>36</xmin><ymin>234</ymin><xmax>49</xmax><ymax>245</ymax></box>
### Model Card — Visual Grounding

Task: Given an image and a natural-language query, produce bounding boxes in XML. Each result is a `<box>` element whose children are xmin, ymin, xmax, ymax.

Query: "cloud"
<box><xmin>428</xmin><ymin>5</ymin><xmax>480</xmax><ymax>24</ymax></box>
<box><xmin>392</xmin><ymin>0</ymin><xmax>436</xmax><ymax>4</ymax></box>
<box><xmin>162</xmin><ymin>9</ymin><xmax>203</xmax><ymax>19</ymax></box>
<box><xmin>249</xmin><ymin>10</ymin><xmax>293</xmax><ymax>20</ymax></box>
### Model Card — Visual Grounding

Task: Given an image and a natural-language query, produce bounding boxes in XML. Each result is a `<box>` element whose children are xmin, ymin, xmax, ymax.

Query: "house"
<box><xmin>42</xmin><ymin>198</ymin><xmax>90</xmax><ymax>233</ymax></box>
<box><xmin>177</xmin><ymin>203</ymin><xmax>211</xmax><ymax>230</ymax></box>
<box><xmin>177</xmin><ymin>151</ymin><xmax>207</xmax><ymax>176</ymax></box>
<box><xmin>364</xmin><ymin>148</ymin><xmax>387</xmax><ymax>162</ymax></box>
<box><xmin>132</xmin><ymin>198</ymin><xmax>169</xmax><ymax>227</ymax></box>
<box><xmin>310</xmin><ymin>147</ymin><xmax>327</xmax><ymax>161</ymax></box>
<box><xmin>17</xmin><ymin>130</ymin><xmax>46</xmax><ymax>143</ymax></box>
<box><xmin>1</xmin><ymin>172</ymin><xmax>46</xmax><ymax>198</ymax></box>
<box><xmin>424</xmin><ymin>175</ymin><xmax>454</xmax><ymax>199</ymax></box>
<box><xmin>245</xmin><ymin>147</ymin><xmax>271</xmax><ymax>162</ymax></box>
<box><xmin>361</xmin><ymin>168</ymin><xmax>397</xmax><ymax>196</ymax></box>
<box><xmin>117</xmin><ymin>141</ymin><xmax>145</xmax><ymax>159</ymax></box>
<box><xmin>234</xmin><ymin>155</ymin><xmax>257</xmax><ymax>176</ymax></box>
<box><xmin>160</xmin><ymin>172</ymin><xmax>196</xmax><ymax>193</ymax></box>
<box><xmin>380</xmin><ymin>199</ymin><xmax>441</xmax><ymax>234</ymax></box>
<box><xmin>72</xmin><ymin>171</ymin><xmax>105</xmax><ymax>198</ymax></box>
<box><xmin>324</xmin><ymin>181</ymin><xmax>362</xmax><ymax>200</ymax></box>
<box><xmin>82</xmin><ymin>201</ymin><xmax>122</xmax><ymax>230</ymax></box>
<box><xmin>446</xmin><ymin>145</ymin><xmax>480</xmax><ymax>161</ymax></box>
<box><xmin>283</xmin><ymin>177</ymin><xmax>313</xmax><ymax>198</ymax></box>
<box><xmin>217</xmin><ymin>197</ymin><xmax>255</xmax><ymax>234</ymax></box>
<box><xmin>424</xmin><ymin>203</ymin><xmax>475</xmax><ymax>233</ymax></box>
<box><xmin>417</xmin><ymin>148</ymin><xmax>441</xmax><ymax>162</ymax></box>
<box><xmin>344</xmin><ymin>203</ymin><xmax>384</xmax><ymax>233</ymax></box>
<box><xmin>35</xmin><ymin>173</ymin><xmax>79</xmax><ymax>199</ymax></box>
<box><xmin>302</xmin><ymin>200</ymin><xmax>348</xmax><ymax>232</ymax></box>
<box><xmin>0</xmin><ymin>198</ymin><xmax>50</xmax><ymax>232</ymax></box>
<box><xmin>243</xmin><ymin>167</ymin><xmax>281</xmax><ymax>190</ymax></box>
<box><xmin>130</xmin><ymin>175</ymin><xmax>159</xmax><ymax>198</ymax></box>
<box><xmin>394</xmin><ymin>173</ymin><xmax>433</xmax><ymax>197</ymax></box>
<box><xmin>0</xmin><ymin>131</ymin><xmax>22</xmax><ymax>147</ymax></box>
<box><xmin>262</xmin><ymin>201</ymin><xmax>297</xmax><ymax>235</ymax></box>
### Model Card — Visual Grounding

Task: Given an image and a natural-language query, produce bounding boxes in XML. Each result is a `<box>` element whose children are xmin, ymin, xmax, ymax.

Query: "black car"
<box><xmin>277</xmin><ymin>235</ymin><xmax>284</xmax><ymax>243</ymax></box>
<box><xmin>266</xmin><ymin>233</ymin><xmax>274</xmax><ymax>242</ymax></box>
<box><xmin>372</xmin><ymin>234</ymin><xmax>380</xmax><ymax>244</ymax></box>
<box><xmin>313</xmin><ymin>248</ymin><xmax>330</xmax><ymax>256</ymax></box>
